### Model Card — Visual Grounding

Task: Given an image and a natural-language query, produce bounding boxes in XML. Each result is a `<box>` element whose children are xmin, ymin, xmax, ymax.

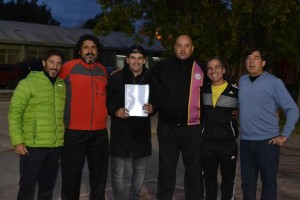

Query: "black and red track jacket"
<box><xmin>59</xmin><ymin>58</ymin><xmax>108</xmax><ymax>130</ymax></box>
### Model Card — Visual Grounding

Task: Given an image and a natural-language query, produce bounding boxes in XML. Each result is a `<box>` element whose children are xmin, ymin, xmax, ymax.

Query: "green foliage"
<box><xmin>230</xmin><ymin>0</ymin><xmax>300</xmax><ymax>63</ymax></box>
<box><xmin>95</xmin><ymin>0</ymin><xmax>142</xmax><ymax>35</ymax></box>
<box><xmin>82</xmin><ymin>14</ymin><xmax>103</xmax><ymax>29</ymax></box>
<box><xmin>294</xmin><ymin>121</ymin><xmax>300</xmax><ymax>135</ymax></box>
<box><xmin>95</xmin><ymin>0</ymin><xmax>300</xmax><ymax>66</ymax></box>
<box><xmin>0</xmin><ymin>0</ymin><xmax>60</xmax><ymax>26</ymax></box>
<box><xmin>279</xmin><ymin>110</ymin><xmax>300</xmax><ymax>135</ymax></box>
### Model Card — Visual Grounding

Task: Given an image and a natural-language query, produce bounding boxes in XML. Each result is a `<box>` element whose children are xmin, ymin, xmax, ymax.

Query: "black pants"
<box><xmin>17</xmin><ymin>147</ymin><xmax>61</xmax><ymax>200</ymax></box>
<box><xmin>156</xmin><ymin>122</ymin><xmax>203</xmax><ymax>200</ymax></box>
<box><xmin>202</xmin><ymin>139</ymin><xmax>238</xmax><ymax>200</ymax></box>
<box><xmin>61</xmin><ymin>129</ymin><xmax>109</xmax><ymax>200</ymax></box>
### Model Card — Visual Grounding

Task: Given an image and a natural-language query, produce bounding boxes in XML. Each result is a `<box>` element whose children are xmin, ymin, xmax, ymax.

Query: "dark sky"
<box><xmin>3</xmin><ymin>0</ymin><xmax>101</xmax><ymax>27</ymax></box>
<box><xmin>38</xmin><ymin>0</ymin><xmax>101</xmax><ymax>27</ymax></box>
<box><xmin>4</xmin><ymin>0</ymin><xmax>145</xmax><ymax>30</ymax></box>
<box><xmin>39</xmin><ymin>0</ymin><xmax>101</xmax><ymax>27</ymax></box>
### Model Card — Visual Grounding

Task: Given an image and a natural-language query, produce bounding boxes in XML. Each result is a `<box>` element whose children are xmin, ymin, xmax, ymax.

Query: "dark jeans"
<box><xmin>61</xmin><ymin>129</ymin><xmax>109</xmax><ymax>200</ymax></box>
<box><xmin>156</xmin><ymin>122</ymin><xmax>203</xmax><ymax>200</ymax></box>
<box><xmin>17</xmin><ymin>147</ymin><xmax>61</xmax><ymax>200</ymax></box>
<box><xmin>202</xmin><ymin>139</ymin><xmax>238</xmax><ymax>200</ymax></box>
<box><xmin>240</xmin><ymin>139</ymin><xmax>279</xmax><ymax>200</ymax></box>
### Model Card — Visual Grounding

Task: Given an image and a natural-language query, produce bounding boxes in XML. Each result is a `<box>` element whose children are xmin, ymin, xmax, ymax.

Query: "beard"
<box><xmin>48</xmin><ymin>69</ymin><xmax>59</xmax><ymax>77</ymax></box>
<box><xmin>82</xmin><ymin>53</ymin><xmax>96</xmax><ymax>64</ymax></box>
<box><xmin>44</xmin><ymin>68</ymin><xmax>58</xmax><ymax>78</ymax></box>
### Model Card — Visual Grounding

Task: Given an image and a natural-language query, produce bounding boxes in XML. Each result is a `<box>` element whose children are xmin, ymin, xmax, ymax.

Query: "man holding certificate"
<box><xmin>106</xmin><ymin>44</ymin><xmax>158</xmax><ymax>200</ymax></box>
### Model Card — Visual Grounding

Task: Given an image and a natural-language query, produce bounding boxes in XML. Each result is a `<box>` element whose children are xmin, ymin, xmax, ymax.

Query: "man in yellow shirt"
<box><xmin>200</xmin><ymin>57</ymin><xmax>239</xmax><ymax>200</ymax></box>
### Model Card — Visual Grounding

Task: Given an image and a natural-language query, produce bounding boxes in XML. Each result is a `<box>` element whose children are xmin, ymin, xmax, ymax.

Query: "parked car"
<box><xmin>17</xmin><ymin>59</ymin><xmax>43</xmax><ymax>79</ymax></box>
<box><xmin>0</xmin><ymin>59</ymin><xmax>43</xmax><ymax>89</ymax></box>
<box><xmin>0</xmin><ymin>64</ymin><xmax>22</xmax><ymax>89</ymax></box>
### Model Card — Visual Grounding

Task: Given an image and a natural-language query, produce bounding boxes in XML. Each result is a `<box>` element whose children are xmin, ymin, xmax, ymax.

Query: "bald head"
<box><xmin>174</xmin><ymin>35</ymin><xmax>194</xmax><ymax>60</ymax></box>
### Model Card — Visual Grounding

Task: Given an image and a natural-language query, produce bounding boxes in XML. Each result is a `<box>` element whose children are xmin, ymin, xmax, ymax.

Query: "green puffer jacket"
<box><xmin>8</xmin><ymin>71</ymin><xmax>66</xmax><ymax>147</ymax></box>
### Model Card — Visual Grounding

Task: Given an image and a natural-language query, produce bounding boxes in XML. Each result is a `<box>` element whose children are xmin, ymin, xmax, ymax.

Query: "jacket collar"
<box><xmin>174</xmin><ymin>55</ymin><xmax>195</xmax><ymax>64</ymax></box>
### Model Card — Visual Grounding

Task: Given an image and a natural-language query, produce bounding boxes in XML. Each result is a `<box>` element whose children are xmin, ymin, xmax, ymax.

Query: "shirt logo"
<box><xmin>232</xmin><ymin>83</ymin><xmax>239</xmax><ymax>89</ymax></box>
<box><xmin>194</xmin><ymin>73</ymin><xmax>202</xmax><ymax>81</ymax></box>
<box><xmin>229</xmin><ymin>91</ymin><xmax>233</xmax><ymax>94</ymax></box>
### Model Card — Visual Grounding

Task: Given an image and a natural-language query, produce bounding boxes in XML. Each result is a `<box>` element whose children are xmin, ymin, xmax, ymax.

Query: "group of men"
<box><xmin>8</xmin><ymin>33</ymin><xmax>299</xmax><ymax>200</ymax></box>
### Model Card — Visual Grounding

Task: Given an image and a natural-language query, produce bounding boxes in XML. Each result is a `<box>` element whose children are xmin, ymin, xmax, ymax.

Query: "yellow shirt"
<box><xmin>211</xmin><ymin>81</ymin><xmax>228</xmax><ymax>107</ymax></box>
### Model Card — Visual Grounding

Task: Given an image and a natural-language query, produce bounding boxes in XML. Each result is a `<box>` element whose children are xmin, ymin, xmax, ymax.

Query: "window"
<box><xmin>0</xmin><ymin>48</ymin><xmax>20</xmax><ymax>64</ymax></box>
<box><xmin>25</xmin><ymin>48</ymin><xmax>47</xmax><ymax>60</ymax></box>
<box><xmin>25</xmin><ymin>48</ymin><xmax>70</xmax><ymax>61</ymax></box>
<box><xmin>116</xmin><ymin>55</ymin><xmax>126</xmax><ymax>68</ymax></box>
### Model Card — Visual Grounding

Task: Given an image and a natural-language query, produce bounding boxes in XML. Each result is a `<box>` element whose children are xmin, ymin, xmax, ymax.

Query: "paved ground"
<box><xmin>0</xmin><ymin>91</ymin><xmax>300</xmax><ymax>199</ymax></box>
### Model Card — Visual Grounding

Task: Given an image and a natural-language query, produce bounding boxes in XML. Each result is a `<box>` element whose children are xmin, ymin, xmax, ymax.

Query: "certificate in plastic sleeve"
<box><xmin>125</xmin><ymin>84</ymin><xmax>149</xmax><ymax>117</ymax></box>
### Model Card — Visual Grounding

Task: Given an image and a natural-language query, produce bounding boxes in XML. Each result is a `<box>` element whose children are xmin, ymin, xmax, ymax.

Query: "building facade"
<box><xmin>0</xmin><ymin>20</ymin><xmax>164</xmax><ymax>88</ymax></box>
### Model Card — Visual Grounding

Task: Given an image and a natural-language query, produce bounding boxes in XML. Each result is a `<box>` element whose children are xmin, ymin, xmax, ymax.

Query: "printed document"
<box><xmin>125</xmin><ymin>84</ymin><xmax>149</xmax><ymax>117</ymax></box>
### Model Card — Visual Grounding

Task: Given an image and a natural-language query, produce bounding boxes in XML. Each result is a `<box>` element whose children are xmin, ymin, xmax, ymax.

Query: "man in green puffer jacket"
<box><xmin>8</xmin><ymin>49</ymin><xmax>66</xmax><ymax>200</ymax></box>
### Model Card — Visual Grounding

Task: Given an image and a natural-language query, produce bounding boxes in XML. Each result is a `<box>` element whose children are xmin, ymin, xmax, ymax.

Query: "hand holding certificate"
<box><xmin>125</xmin><ymin>84</ymin><xmax>149</xmax><ymax>117</ymax></box>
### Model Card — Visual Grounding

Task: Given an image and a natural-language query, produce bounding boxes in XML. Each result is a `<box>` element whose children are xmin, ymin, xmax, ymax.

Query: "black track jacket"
<box><xmin>151</xmin><ymin>56</ymin><xmax>207</xmax><ymax>126</ymax></box>
<box><xmin>201</xmin><ymin>82</ymin><xmax>239</xmax><ymax>140</ymax></box>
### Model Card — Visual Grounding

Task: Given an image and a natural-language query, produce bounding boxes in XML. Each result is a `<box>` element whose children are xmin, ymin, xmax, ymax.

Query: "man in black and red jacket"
<box><xmin>59</xmin><ymin>34</ymin><xmax>109</xmax><ymax>200</ymax></box>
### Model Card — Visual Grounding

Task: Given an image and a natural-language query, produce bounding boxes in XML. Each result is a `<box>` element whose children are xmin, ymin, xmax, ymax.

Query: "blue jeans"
<box><xmin>240</xmin><ymin>139</ymin><xmax>279</xmax><ymax>200</ymax></box>
<box><xmin>110</xmin><ymin>156</ymin><xmax>148</xmax><ymax>200</ymax></box>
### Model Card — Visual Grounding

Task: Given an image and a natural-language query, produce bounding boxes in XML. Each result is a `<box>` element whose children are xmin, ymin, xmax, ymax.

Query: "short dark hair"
<box><xmin>246</xmin><ymin>47</ymin><xmax>270</xmax><ymax>70</ymax></box>
<box><xmin>246</xmin><ymin>47</ymin><xmax>267</xmax><ymax>61</ymax></box>
<box><xmin>74</xmin><ymin>34</ymin><xmax>102</xmax><ymax>59</ymax></box>
<box><xmin>206</xmin><ymin>56</ymin><xmax>225</xmax><ymax>69</ymax></box>
<box><xmin>44</xmin><ymin>49</ymin><xmax>64</xmax><ymax>61</ymax></box>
